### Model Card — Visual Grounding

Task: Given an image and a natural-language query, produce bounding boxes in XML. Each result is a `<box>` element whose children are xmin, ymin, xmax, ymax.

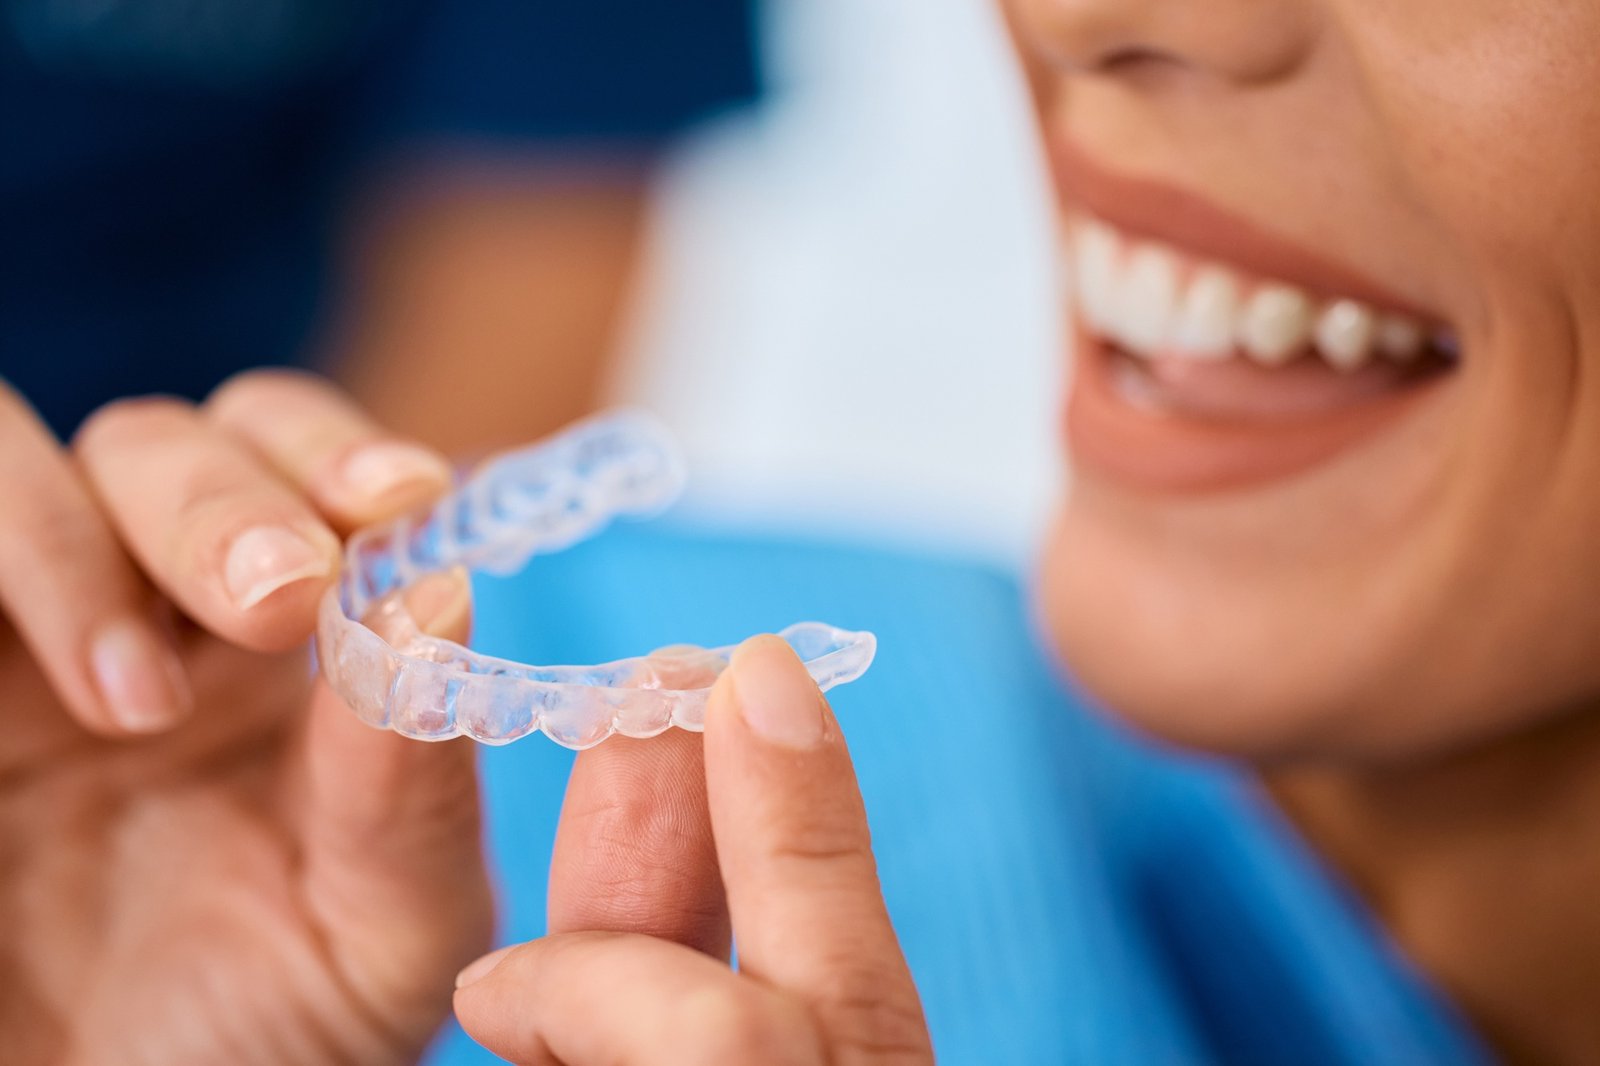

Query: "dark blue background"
<box><xmin>0</xmin><ymin>0</ymin><xmax>759</xmax><ymax>436</ymax></box>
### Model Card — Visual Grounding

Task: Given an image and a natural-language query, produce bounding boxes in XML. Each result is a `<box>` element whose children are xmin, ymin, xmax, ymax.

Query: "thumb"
<box><xmin>704</xmin><ymin>635</ymin><xmax>932</xmax><ymax>1063</ymax></box>
<box><xmin>296</xmin><ymin>568</ymin><xmax>493</xmax><ymax>1044</ymax></box>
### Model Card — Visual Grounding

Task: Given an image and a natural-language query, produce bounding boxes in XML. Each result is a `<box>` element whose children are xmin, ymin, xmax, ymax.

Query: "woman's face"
<box><xmin>1009</xmin><ymin>0</ymin><xmax>1600</xmax><ymax>759</ymax></box>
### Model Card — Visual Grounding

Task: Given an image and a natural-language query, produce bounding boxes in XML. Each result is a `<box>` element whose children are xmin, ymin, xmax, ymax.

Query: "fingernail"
<box><xmin>340</xmin><ymin>442</ymin><xmax>452</xmax><ymax>504</ymax></box>
<box><xmin>455</xmin><ymin>945</ymin><xmax>515</xmax><ymax>989</ymax></box>
<box><xmin>728</xmin><ymin>635</ymin><xmax>826</xmax><ymax>749</ymax></box>
<box><xmin>225</xmin><ymin>525</ymin><xmax>334</xmax><ymax>611</ymax></box>
<box><xmin>91</xmin><ymin>619</ymin><xmax>193</xmax><ymax>733</ymax></box>
<box><xmin>647</xmin><ymin>644</ymin><xmax>723</xmax><ymax>689</ymax></box>
<box><xmin>403</xmin><ymin>567</ymin><xmax>472</xmax><ymax>635</ymax></box>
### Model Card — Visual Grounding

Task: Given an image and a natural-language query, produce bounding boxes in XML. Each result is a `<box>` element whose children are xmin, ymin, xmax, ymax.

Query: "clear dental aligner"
<box><xmin>316</xmin><ymin>411</ymin><xmax>877</xmax><ymax>748</ymax></box>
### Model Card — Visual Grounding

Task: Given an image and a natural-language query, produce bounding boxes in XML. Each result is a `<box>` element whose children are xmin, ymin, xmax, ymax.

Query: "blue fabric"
<box><xmin>428</xmin><ymin>522</ymin><xmax>1493</xmax><ymax>1065</ymax></box>
<box><xmin>0</xmin><ymin>0</ymin><xmax>758</xmax><ymax>437</ymax></box>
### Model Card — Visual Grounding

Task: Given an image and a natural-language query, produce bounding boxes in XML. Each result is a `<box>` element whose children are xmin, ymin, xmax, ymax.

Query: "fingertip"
<box><xmin>731</xmin><ymin>632</ymin><xmax>804</xmax><ymax>668</ymax></box>
<box><xmin>706</xmin><ymin>634</ymin><xmax>787</xmax><ymax>725</ymax></box>
<box><xmin>88</xmin><ymin>616</ymin><xmax>193</xmax><ymax>734</ymax></box>
<box><xmin>719</xmin><ymin>634</ymin><xmax>827</xmax><ymax>750</ymax></box>
<box><xmin>215</xmin><ymin>521</ymin><xmax>342</xmax><ymax>651</ymax></box>
<box><xmin>329</xmin><ymin>441</ymin><xmax>454</xmax><ymax>525</ymax></box>
<box><xmin>224</xmin><ymin>522</ymin><xmax>340</xmax><ymax>610</ymax></box>
<box><xmin>397</xmin><ymin>566</ymin><xmax>473</xmax><ymax>643</ymax></box>
<box><xmin>455</xmin><ymin>943</ymin><xmax>518</xmax><ymax>990</ymax></box>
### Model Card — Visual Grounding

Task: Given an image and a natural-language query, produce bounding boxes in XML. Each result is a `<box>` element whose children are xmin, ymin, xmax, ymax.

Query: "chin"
<box><xmin>1036</xmin><ymin>508</ymin><xmax>1340</xmax><ymax>762</ymax></box>
<box><xmin>1036</xmin><ymin>500</ymin><xmax>1513</xmax><ymax>767</ymax></box>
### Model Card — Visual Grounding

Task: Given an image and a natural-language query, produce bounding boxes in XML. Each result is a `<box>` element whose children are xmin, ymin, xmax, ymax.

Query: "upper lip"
<box><xmin>1052</xmin><ymin>140</ymin><xmax>1440</xmax><ymax>324</ymax></box>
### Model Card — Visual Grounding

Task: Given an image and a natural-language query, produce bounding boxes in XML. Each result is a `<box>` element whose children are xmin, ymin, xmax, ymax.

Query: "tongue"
<box><xmin>1110</xmin><ymin>349</ymin><xmax>1420</xmax><ymax>421</ymax></box>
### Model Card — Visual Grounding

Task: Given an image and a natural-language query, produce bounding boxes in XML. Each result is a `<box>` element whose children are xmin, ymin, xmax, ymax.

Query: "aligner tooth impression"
<box><xmin>315</xmin><ymin>411</ymin><xmax>877</xmax><ymax>749</ymax></box>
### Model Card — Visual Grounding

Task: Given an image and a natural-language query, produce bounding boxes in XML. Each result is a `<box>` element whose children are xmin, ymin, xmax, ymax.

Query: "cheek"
<box><xmin>1353</xmin><ymin>1</ymin><xmax>1600</xmax><ymax>290</ymax></box>
<box><xmin>1038</xmin><ymin>458</ymin><xmax>1600</xmax><ymax>761</ymax></box>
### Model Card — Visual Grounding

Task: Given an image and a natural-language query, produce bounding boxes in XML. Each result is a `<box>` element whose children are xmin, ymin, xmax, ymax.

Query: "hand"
<box><xmin>0</xmin><ymin>371</ymin><xmax>493</xmax><ymax>1064</ymax></box>
<box><xmin>452</xmin><ymin>637</ymin><xmax>934</xmax><ymax>1066</ymax></box>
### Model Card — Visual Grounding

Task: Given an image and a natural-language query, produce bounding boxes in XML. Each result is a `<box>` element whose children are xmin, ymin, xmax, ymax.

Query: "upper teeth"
<box><xmin>1070</xmin><ymin>219</ymin><xmax>1431</xmax><ymax>372</ymax></box>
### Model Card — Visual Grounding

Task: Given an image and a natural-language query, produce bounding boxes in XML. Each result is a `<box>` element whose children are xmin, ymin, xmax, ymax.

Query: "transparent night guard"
<box><xmin>316</xmin><ymin>410</ymin><xmax>877</xmax><ymax>748</ymax></box>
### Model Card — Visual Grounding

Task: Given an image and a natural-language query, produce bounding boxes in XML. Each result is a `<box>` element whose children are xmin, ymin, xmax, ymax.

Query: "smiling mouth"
<box><xmin>1055</xmin><ymin>149</ymin><xmax>1459</xmax><ymax>493</ymax></box>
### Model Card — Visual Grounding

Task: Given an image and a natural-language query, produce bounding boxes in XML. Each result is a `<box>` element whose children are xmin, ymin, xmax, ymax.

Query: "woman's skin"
<box><xmin>1012</xmin><ymin>1</ymin><xmax>1600</xmax><ymax>1061</ymax></box>
<box><xmin>10</xmin><ymin>2</ymin><xmax>1600</xmax><ymax>1064</ymax></box>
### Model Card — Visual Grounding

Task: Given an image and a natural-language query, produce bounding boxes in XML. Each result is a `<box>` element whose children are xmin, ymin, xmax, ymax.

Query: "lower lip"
<box><xmin>1065</xmin><ymin>325</ymin><xmax>1453</xmax><ymax>493</ymax></box>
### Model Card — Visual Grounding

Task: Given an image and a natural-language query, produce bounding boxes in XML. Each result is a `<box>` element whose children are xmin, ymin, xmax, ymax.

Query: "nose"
<box><xmin>1009</xmin><ymin>0</ymin><xmax>1316</xmax><ymax>86</ymax></box>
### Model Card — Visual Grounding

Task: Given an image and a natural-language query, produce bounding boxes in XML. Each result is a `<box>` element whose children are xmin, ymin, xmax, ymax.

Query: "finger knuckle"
<box><xmin>766</xmin><ymin>813</ymin><xmax>874</xmax><ymax>869</ymax></box>
<box><xmin>0</xmin><ymin>407</ymin><xmax>127</xmax><ymax>595</ymax></box>
<box><xmin>0</xmin><ymin>497</ymin><xmax>98</xmax><ymax>570</ymax></box>
<box><xmin>673</xmin><ymin>987</ymin><xmax>819</xmax><ymax>1066</ymax></box>
<box><xmin>0</xmin><ymin>490</ymin><xmax>116</xmax><ymax>589</ymax></box>
<box><xmin>205</xmin><ymin>367</ymin><xmax>327</xmax><ymax>420</ymax></box>
<box><xmin>563</xmin><ymin>863</ymin><xmax>726</xmax><ymax>935</ymax></box>
<box><xmin>73</xmin><ymin>395</ymin><xmax>191</xmax><ymax>454</ymax></box>
<box><xmin>169</xmin><ymin>458</ymin><xmax>262</xmax><ymax>531</ymax></box>
<box><xmin>0</xmin><ymin>376</ymin><xmax>33</xmax><ymax>426</ymax></box>
<box><xmin>813</xmin><ymin>962</ymin><xmax>931</xmax><ymax>1062</ymax></box>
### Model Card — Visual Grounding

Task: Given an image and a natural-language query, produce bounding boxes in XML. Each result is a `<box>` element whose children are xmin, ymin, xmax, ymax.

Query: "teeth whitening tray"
<box><xmin>316</xmin><ymin>411</ymin><xmax>876</xmax><ymax>748</ymax></box>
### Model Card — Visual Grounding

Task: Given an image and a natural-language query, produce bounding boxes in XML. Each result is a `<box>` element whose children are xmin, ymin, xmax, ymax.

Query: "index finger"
<box><xmin>0</xmin><ymin>382</ymin><xmax>190</xmax><ymax>735</ymax></box>
<box><xmin>704</xmin><ymin>636</ymin><xmax>932</xmax><ymax>1063</ymax></box>
<box><xmin>205</xmin><ymin>369</ymin><xmax>454</xmax><ymax>534</ymax></box>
